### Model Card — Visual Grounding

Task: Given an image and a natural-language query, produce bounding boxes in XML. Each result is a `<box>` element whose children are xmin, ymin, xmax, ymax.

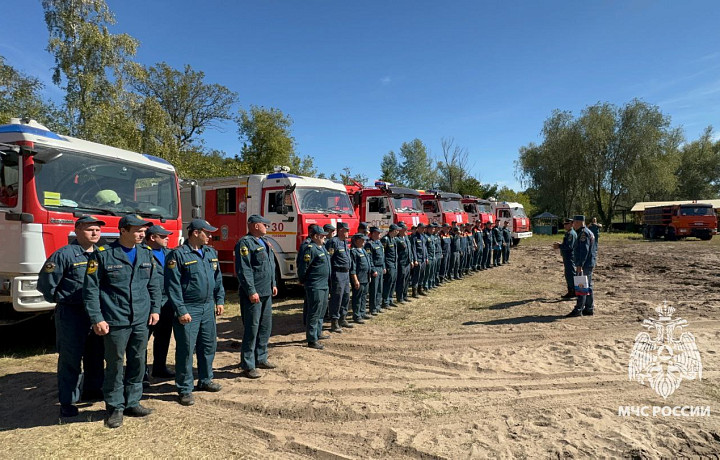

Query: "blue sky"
<box><xmin>2</xmin><ymin>1</ymin><xmax>719</xmax><ymax>189</ymax></box>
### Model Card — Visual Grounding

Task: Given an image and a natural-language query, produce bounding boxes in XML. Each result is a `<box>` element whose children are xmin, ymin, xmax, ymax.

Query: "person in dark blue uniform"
<box><xmin>166</xmin><ymin>219</ymin><xmax>225</xmax><ymax>406</ymax></box>
<box><xmin>38</xmin><ymin>215</ymin><xmax>106</xmax><ymax>418</ymax></box>
<box><xmin>554</xmin><ymin>218</ymin><xmax>577</xmax><ymax>299</ymax></box>
<box><xmin>395</xmin><ymin>222</ymin><xmax>414</xmax><ymax>303</ymax></box>
<box><xmin>381</xmin><ymin>224</ymin><xmax>399</xmax><ymax>308</ymax></box>
<box><xmin>326</xmin><ymin>222</ymin><xmax>353</xmax><ymax>333</ymax></box>
<box><xmin>235</xmin><ymin>215</ymin><xmax>277</xmax><ymax>379</ymax></box>
<box><xmin>298</xmin><ymin>224</ymin><xmax>331</xmax><ymax>349</ymax></box>
<box><xmin>432</xmin><ymin>223</ymin><xmax>443</xmax><ymax>286</ymax></box>
<box><xmin>365</xmin><ymin>226</ymin><xmax>386</xmax><ymax>313</ymax></box>
<box><xmin>349</xmin><ymin>233</ymin><xmax>370</xmax><ymax>323</ymax></box>
<box><xmin>502</xmin><ymin>221</ymin><xmax>512</xmax><ymax>264</ymax></box>
<box><xmin>296</xmin><ymin>232</ymin><xmax>313</xmax><ymax>326</ymax></box>
<box><xmin>422</xmin><ymin>224</ymin><xmax>436</xmax><ymax>290</ymax></box>
<box><xmin>482</xmin><ymin>222</ymin><xmax>492</xmax><ymax>269</ymax></box>
<box><xmin>84</xmin><ymin>215</ymin><xmax>161</xmax><ymax>429</ymax></box>
<box><xmin>438</xmin><ymin>223</ymin><xmax>450</xmax><ymax>282</ymax></box>
<box><xmin>143</xmin><ymin>225</ymin><xmax>175</xmax><ymax>384</ymax></box>
<box><xmin>472</xmin><ymin>222</ymin><xmax>484</xmax><ymax>270</ymax></box>
<box><xmin>410</xmin><ymin>223</ymin><xmax>428</xmax><ymax>297</ymax></box>
<box><xmin>492</xmin><ymin>222</ymin><xmax>503</xmax><ymax>267</ymax></box>
<box><xmin>566</xmin><ymin>215</ymin><xmax>596</xmax><ymax>317</ymax></box>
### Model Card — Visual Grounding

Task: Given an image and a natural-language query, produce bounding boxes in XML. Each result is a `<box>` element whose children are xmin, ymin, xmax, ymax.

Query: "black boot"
<box><xmin>412</xmin><ymin>287</ymin><xmax>418</xmax><ymax>298</ymax></box>
<box><xmin>330</xmin><ymin>319</ymin><xmax>343</xmax><ymax>333</ymax></box>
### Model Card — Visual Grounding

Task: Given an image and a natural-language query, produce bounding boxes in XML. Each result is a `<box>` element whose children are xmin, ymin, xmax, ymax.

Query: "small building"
<box><xmin>532</xmin><ymin>211</ymin><xmax>559</xmax><ymax>235</ymax></box>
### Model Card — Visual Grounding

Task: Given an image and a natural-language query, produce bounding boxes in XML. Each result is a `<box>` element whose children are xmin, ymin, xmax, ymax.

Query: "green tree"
<box><xmin>457</xmin><ymin>176</ymin><xmax>497</xmax><ymax>199</ymax></box>
<box><xmin>129</xmin><ymin>62</ymin><xmax>238</xmax><ymax>149</ymax></box>
<box><xmin>379</xmin><ymin>150</ymin><xmax>402</xmax><ymax>184</ymax></box>
<box><xmin>398</xmin><ymin>139</ymin><xmax>436</xmax><ymax>189</ymax></box>
<box><xmin>674</xmin><ymin>127</ymin><xmax>720</xmax><ymax>199</ymax></box>
<box><xmin>42</xmin><ymin>0</ymin><xmax>138</xmax><ymax>140</ymax></box>
<box><xmin>339</xmin><ymin>167</ymin><xmax>369</xmax><ymax>186</ymax></box>
<box><xmin>237</xmin><ymin>105</ymin><xmax>317</xmax><ymax>175</ymax></box>
<box><xmin>0</xmin><ymin>55</ymin><xmax>64</xmax><ymax>130</ymax></box>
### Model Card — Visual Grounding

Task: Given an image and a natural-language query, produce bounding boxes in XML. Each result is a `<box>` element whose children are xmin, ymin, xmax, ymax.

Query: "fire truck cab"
<box><xmin>462</xmin><ymin>196</ymin><xmax>494</xmax><ymax>225</ymax></box>
<box><xmin>346</xmin><ymin>181</ymin><xmax>428</xmax><ymax>231</ymax></box>
<box><xmin>0</xmin><ymin>118</ymin><xmax>182</xmax><ymax>324</ymax></box>
<box><xmin>491</xmin><ymin>200</ymin><xmax>532</xmax><ymax>246</ymax></box>
<box><xmin>420</xmin><ymin>190</ymin><xmax>468</xmax><ymax>225</ymax></box>
<box><xmin>184</xmin><ymin>168</ymin><xmax>358</xmax><ymax>284</ymax></box>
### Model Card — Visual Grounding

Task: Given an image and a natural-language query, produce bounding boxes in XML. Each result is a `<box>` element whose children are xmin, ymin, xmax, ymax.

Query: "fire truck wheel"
<box><xmin>512</xmin><ymin>238</ymin><xmax>520</xmax><ymax>247</ymax></box>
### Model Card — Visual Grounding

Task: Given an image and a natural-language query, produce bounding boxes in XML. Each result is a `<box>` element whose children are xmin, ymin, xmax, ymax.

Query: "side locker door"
<box><xmin>365</xmin><ymin>196</ymin><xmax>390</xmax><ymax>230</ymax></box>
<box><xmin>264</xmin><ymin>189</ymin><xmax>298</xmax><ymax>264</ymax></box>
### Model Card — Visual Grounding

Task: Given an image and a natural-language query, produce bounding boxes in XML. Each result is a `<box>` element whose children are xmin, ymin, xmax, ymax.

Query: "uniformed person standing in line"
<box><xmin>472</xmin><ymin>221</ymin><xmax>484</xmax><ymax>271</ymax></box>
<box><xmin>38</xmin><ymin>215</ymin><xmax>106</xmax><ymax>418</ymax></box>
<box><xmin>166</xmin><ymin>219</ymin><xmax>225</xmax><ymax>406</ymax></box>
<box><xmin>298</xmin><ymin>224</ymin><xmax>331</xmax><ymax>349</ymax></box>
<box><xmin>457</xmin><ymin>225</ymin><xmax>468</xmax><ymax>278</ymax></box>
<box><xmin>439</xmin><ymin>223</ymin><xmax>451</xmax><ymax>282</ymax></box>
<box><xmin>410</xmin><ymin>223</ymin><xmax>428</xmax><ymax>297</ymax></box>
<box><xmin>492</xmin><ymin>222</ymin><xmax>503</xmax><ymax>267</ymax></box>
<box><xmin>84</xmin><ymin>215</ymin><xmax>161</xmax><ymax>429</ymax></box>
<box><xmin>394</xmin><ymin>222</ymin><xmax>414</xmax><ymax>304</ymax></box>
<box><xmin>482</xmin><ymin>222</ymin><xmax>492</xmax><ymax>269</ymax></box>
<box><xmin>588</xmin><ymin>217</ymin><xmax>601</xmax><ymax>257</ymax></box>
<box><xmin>143</xmin><ymin>225</ymin><xmax>175</xmax><ymax>383</ymax></box>
<box><xmin>502</xmin><ymin>221</ymin><xmax>512</xmax><ymax>264</ymax></box>
<box><xmin>566</xmin><ymin>215</ymin><xmax>596</xmax><ymax>317</ymax></box>
<box><xmin>235</xmin><ymin>215</ymin><xmax>278</xmax><ymax>379</ymax></box>
<box><xmin>297</xmin><ymin>231</ymin><xmax>313</xmax><ymax>326</ymax></box>
<box><xmin>553</xmin><ymin>218</ymin><xmax>577</xmax><ymax>299</ymax></box>
<box><xmin>326</xmin><ymin>222</ymin><xmax>353</xmax><ymax>333</ymax></box>
<box><xmin>323</xmin><ymin>223</ymin><xmax>336</xmax><ymax>240</ymax></box>
<box><xmin>381</xmin><ymin>224</ymin><xmax>399</xmax><ymax>309</ymax></box>
<box><xmin>433</xmin><ymin>223</ymin><xmax>443</xmax><ymax>287</ymax></box>
<box><xmin>365</xmin><ymin>226</ymin><xmax>386</xmax><ymax>313</ymax></box>
<box><xmin>449</xmin><ymin>226</ymin><xmax>460</xmax><ymax>280</ymax></box>
<box><xmin>357</xmin><ymin>222</ymin><xmax>370</xmax><ymax>237</ymax></box>
<box><xmin>422</xmin><ymin>224</ymin><xmax>436</xmax><ymax>291</ymax></box>
<box><xmin>464</xmin><ymin>223</ymin><xmax>475</xmax><ymax>275</ymax></box>
<box><xmin>349</xmin><ymin>233</ymin><xmax>370</xmax><ymax>323</ymax></box>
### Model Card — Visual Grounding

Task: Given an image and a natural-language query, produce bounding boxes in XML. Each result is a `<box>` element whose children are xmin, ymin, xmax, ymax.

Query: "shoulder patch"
<box><xmin>328</xmin><ymin>248</ymin><xmax>335</xmax><ymax>255</ymax></box>
<box><xmin>303</xmin><ymin>252</ymin><xmax>311</xmax><ymax>262</ymax></box>
<box><xmin>240</xmin><ymin>246</ymin><xmax>249</xmax><ymax>257</ymax></box>
<box><xmin>86</xmin><ymin>260</ymin><xmax>98</xmax><ymax>275</ymax></box>
<box><xmin>167</xmin><ymin>259</ymin><xmax>177</xmax><ymax>269</ymax></box>
<box><xmin>43</xmin><ymin>262</ymin><xmax>56</xmax><ymax>273</ymax></box>
<box><xmin>579</xmin><ymin>233</ymin><xmax>587</xmax><ymax>242</ymax></box>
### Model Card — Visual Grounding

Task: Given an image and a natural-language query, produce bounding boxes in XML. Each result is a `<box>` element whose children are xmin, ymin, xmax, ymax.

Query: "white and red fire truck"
<box><xmin>462</xmin><ymin>196</ymin><xmax>495</xmax><ymax>225</ymax></box>
<box><xmin>490</xmin><ymin>200</ymin><xmax>532</xmax><ymax>246</ymax></box>
<box><xmin>345</xmin><ymin>181</ymin><xmax>429</xmax><ymax>231</ymax></box>
<box><xmin>183</xmin><ymin>168</ymin><xmax>359</xmax><ymax>284</ymax></box>
<box><xmin>419</xmin><ymin>190</ymin><xmax>469</xmax><ymax>226</ymax></box>
<box><xmin>0</xmin><ymin>118</ymin><xmax>183</xmax><ymax>324</ymax></box>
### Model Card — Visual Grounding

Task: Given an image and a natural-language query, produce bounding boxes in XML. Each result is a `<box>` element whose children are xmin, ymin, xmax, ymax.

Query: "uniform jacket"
<box><xmin>235</xmin><ymin>234</ymin><xmax>276</xmax><ymax>298</ymax></box>
<box><xmin>365</xmin><ymin>238</ymin><xmax>385</xmax><ymax>273</ymax></box>
<box><xmin>559</xmin><ymin>228</ymin><xmax>577</xmax><ymax>259</ymax></box>
<box><xmin>325</xmin><ymin>236</ymin><xmax>352</xmax><ymax>274</ymax></box>
<box><xmin>83</xmin><ymin>241</ymin><xmax>162</xmax><ymax>327</ymax></box>
<box><xmin>350</xmin><ymin>246</ymin><xmax>371</xmax><ymax>284</ymax></box>
<box><xmin>396</xmin><ymin>234</ymin><xmax>414</xmax><ymax>266</ymax></box>
<box><xmin>298</xmin><ymin>242</ymin><xmax>331</xmax><ymax>289</ymax></box>
<box><xmin>380</xmin><ymin>235</ymin><xmax>397</xmax><ymax>268</ymax></box>
<box><xmin>165</xmin><ymin>242</ymin><xmax>225</xmax><ymax>317</ymax></box>
<box><xmin>502</xmin><ymin>227</ymin><xmax>512</xmax><ymax>244</ymax></box>
<box><xmin>573</xmin><ymin>226</ymin><xmax>596</xmax><ymax>270</ymax></box>
<box><xmin>149</xmin><ymin>245</ymin><xmax>171</xmax><ymax>306</ymax></box>
<box><xmin>410</xmin><ymin>232</ymin><xmax>428</xmax><ymax>262</ymax></box>
<box><xmin>38</xmin><ymin>240</ymin><xmax>96</xmax><ymax>306</ymax></box>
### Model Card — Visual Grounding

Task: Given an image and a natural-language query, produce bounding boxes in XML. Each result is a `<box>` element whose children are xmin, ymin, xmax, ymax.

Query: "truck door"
<box><xmin>207</xmin><ymin>186</ymin><xmax>244</xmax><ymax>276</ymax></box>
<box><xmin>365</xmin><ymin>196</ymin><xmax>392</xmax><ymax>231</ymax></box>
<box><xmin>423</xmin><ymin>199</ymin><xmax>440</xmax><ymax>224</ymax></box>
<box><xmin>264</xmin><ymin>189</ymin><xmax>298</xmax><ymax>257</ymax></box>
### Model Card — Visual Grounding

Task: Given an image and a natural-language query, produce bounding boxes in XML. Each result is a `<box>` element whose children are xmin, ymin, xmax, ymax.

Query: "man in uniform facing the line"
<box><xmin>298</xmin><ymin>224</ymin><xmax>331</xmax><ymax>349</ymax></box>
<box><xmin>566</xmin><ymin>215</ymin><xmax>596</xmax><ymax>317</ymax></box>
<box><xmin>381</xmin><ymin>224</ymin><xmax>399</xmax><ymax>308</ymax></box>
<box><xmin>502</xmin><ymin>221</ymin><xmax>512</xmax><ymax>264</ymax></box>
<box><xmin>553</xmin><ymin>218</ymin><xmax>577</xmax><ymax>299</ymax></box>
<box><xmin>166</xmin><ymin>219</ymin><xmax>225</xmax><ymax>406</ymax></box>
<box><xmin>395</xmin><ymin>222</ymin><xmax>414</xmax><ymax>303</ymax></box>
<box><xmin>410</xmin><ymin>223</ymin><xmax>428</xmax><ymax>297</ymax></box>
<box><xmin>38</xmin><ymin>215</ymin><xmax>106</xmax><ymax>418</ymax></box>
<box><xmin>366</xmin><ymin>226</ymin><xmax>386</xmax><ymax>314</ymax></box>
<box><xmin>349</xmin><ymin>233</ymin><xmax>370</xmax><ymax>323</ymax></box>
<box><xmin>84</xmin><ymin>215</ymin><xmax>161</xmax><ymax>429</ymax></box>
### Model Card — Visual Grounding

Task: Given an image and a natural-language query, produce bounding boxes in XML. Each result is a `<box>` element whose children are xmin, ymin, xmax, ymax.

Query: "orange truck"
<box><xmin>642</xmin><ymin>203</ymin><xmax>717</xmax><ymax>240</ymax></box>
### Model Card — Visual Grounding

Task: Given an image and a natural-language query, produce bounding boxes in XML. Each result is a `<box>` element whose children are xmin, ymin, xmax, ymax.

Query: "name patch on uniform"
<box><xmin>184</xmin><ymin>260</ymin><xmax>198</xmax><ymax>266</ymax></box>
<box><xmin>256</xmin><ymin>247</ymin><xmax>264</xmax><ymax>252</ymax></box>
<box><xmin>87</xmin><ymin>260</ymin><xmax>98</xmax><ymax>275</ymax></box>
<box><xmin>43</xmin><ymin>262</ymin><xmax>56</xmax><ymax>273</ymax></box>
<box><xmin>73</xmin><ymin>261</ymin><xmax>87</xmax><ymax>266</ymax></box>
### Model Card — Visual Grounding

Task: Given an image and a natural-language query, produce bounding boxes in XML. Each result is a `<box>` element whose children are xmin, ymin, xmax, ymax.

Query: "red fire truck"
<box><xmin>420</xmin><ymin>190</ymin><xmax>469</xmax><ymax>226</ymax></box>
<box><xmin>345</xmin><ymin>181</ymin><xmax>428</xmax><ymax>231</ymax></box>
<box><xmin>0</xmin><ymin>118</ymin><xmax>183</xmax><ymax>324</ymax></box>
<box><xmin>462</xmin><ymin>196</ymin><xmax>495</xmax><ymax>225</ymax></box>
<box><xmin>491</xmin><ymin>200</ymin><xmax>532</xmax><ymax>246</ymax></box>
<box><xmin>183</xmin><ymin>169</ymin><xmax>358</xmax><ymax>285</ymax></box>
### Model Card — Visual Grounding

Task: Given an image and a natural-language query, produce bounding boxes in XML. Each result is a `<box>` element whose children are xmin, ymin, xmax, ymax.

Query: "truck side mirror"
<box><xmin>190</xmin><ymin>182</ymin><xmax>201</xmax><ymax>208</ymax></box>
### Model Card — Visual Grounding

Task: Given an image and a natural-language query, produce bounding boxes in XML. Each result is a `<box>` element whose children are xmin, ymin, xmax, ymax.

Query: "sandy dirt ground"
<box><xmin>1</xmin><ymin>233</ymin><xmax>720</xmax><ymax>458</ymax></box>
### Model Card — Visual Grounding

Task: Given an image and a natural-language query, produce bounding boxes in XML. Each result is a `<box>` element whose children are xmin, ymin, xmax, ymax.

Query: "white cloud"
<box><xmin>380</xmin><ymin>76</ymin><xmax>391</xmax><ymax>86</ymax></box>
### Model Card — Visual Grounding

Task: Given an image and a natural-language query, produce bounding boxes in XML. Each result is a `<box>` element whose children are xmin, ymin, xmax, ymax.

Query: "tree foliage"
<box><xmin>379</xmin><ymin>150</ymin><xmax>402</xmax><ymax>184</ymax></box>
<box><xmin>130</xmin><ymin>62</ymin><xmax>238</xmax><ymax>149</ymax></box>
<box><xmin>675</xmin><ymin>127</ymin><xmax>720</xmax><ymax>200</ymax></box>
<box><xmin>398</xmin><ymin>139</ymin><xmax>436</xmax><ymax>189</ymax></box>
<box><xmin>0</xmin><ymin>56</ymin><xmax>64</xmax><ymax>130</ymax></box>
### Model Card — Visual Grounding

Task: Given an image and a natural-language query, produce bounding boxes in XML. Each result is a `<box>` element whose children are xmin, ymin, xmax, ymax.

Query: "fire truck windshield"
<box><xmin>34</xmin><ymin>151</ymin><xmax>179</xmax><ymax>219</ymax></box>
<box><xmin>296</xmin><ymin>188</ymin><xmax>354</xmax><ymax>215</ymax></box>
<box><xmin>478</xmin><ymin>203</ymin><xmax>493</xmax><ymax>214</ymax></box>
<box><xmin>441</xmin><ymin>199</ymin><xmax>463</xmax><ymax>212</ymax></box>
<box><xmin>511</xmin><ymin>208</ymin><xmax>527</xmax><ymax>218</ymax></box>
<box><xmin>391</xmin><ymin>196</ymin><xmax>422</xmax><ymax>213</ymax></box>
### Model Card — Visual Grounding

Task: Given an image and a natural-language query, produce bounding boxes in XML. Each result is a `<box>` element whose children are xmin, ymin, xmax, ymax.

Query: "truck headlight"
<box><xmin>21</xmin><ymin>280</ymin><xmax>38</xmax><ymax>291</ymax></box>
<box><xmin>21</xmin><ymin>296</ymin><xmax>45</xmax><ymax>304</ymax></box>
